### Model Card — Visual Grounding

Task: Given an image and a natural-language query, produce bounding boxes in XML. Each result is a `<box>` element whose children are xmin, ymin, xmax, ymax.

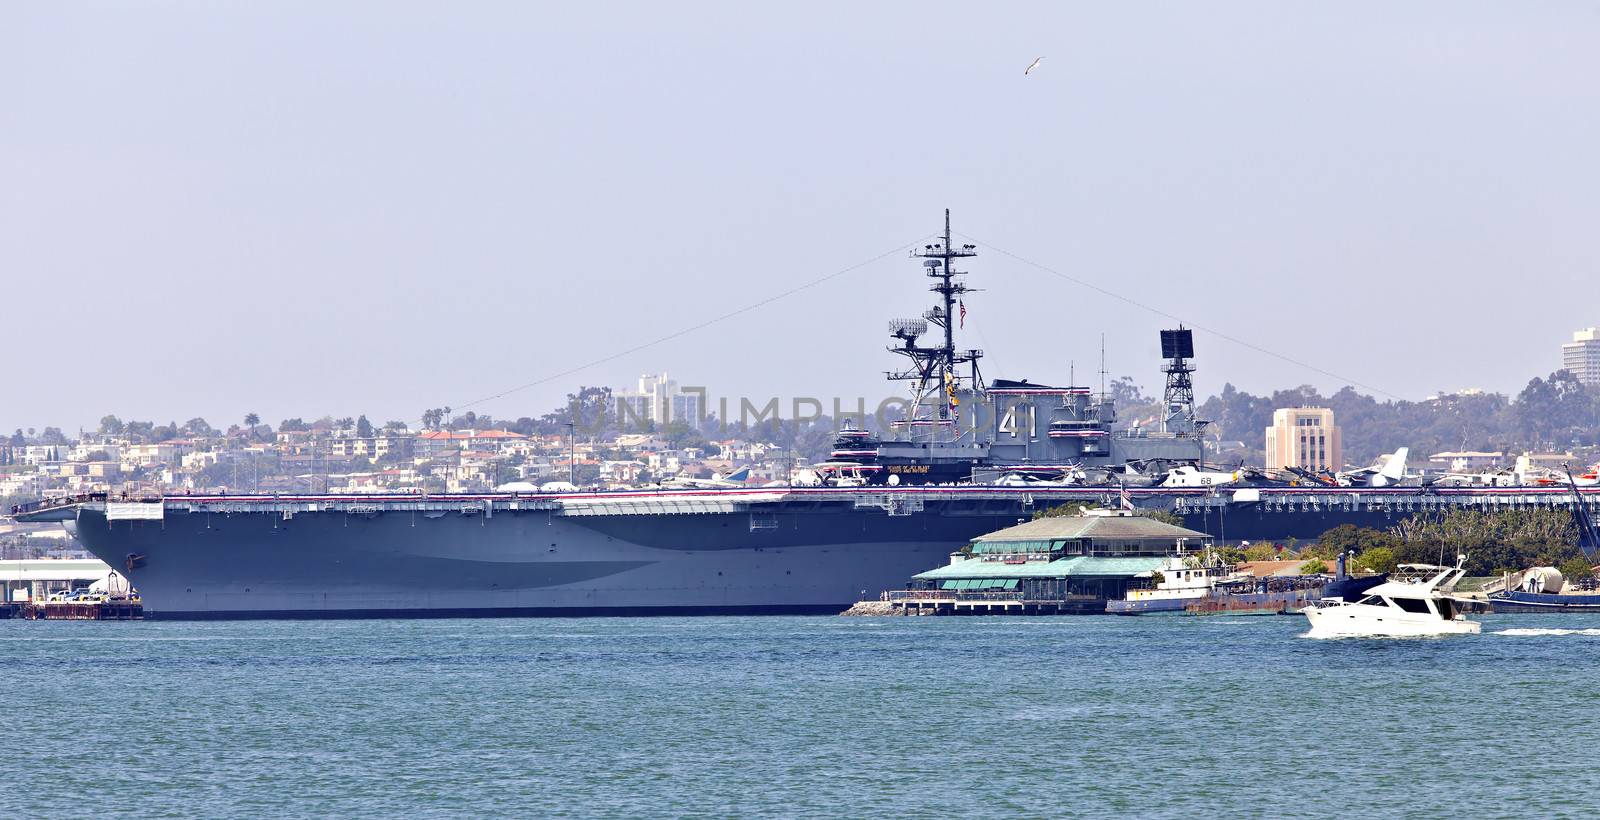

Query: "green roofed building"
<box><xmin>884</xmin><ymin>512</ymin><xmax>1212</xmax><ymax>615</ymax></box>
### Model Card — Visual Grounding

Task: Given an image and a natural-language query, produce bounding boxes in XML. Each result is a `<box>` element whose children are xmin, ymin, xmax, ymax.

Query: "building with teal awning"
<box><xmin>888</xmin><ymin>512</ymin><xmax>1212</xmax><ymax>614</ymax></box>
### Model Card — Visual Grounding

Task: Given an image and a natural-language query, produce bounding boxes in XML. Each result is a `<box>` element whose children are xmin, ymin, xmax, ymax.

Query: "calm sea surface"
<box><xmin>6</xmin><ymin>613</ymin><xmax>1600</xmax><ymax>818</ymax></box>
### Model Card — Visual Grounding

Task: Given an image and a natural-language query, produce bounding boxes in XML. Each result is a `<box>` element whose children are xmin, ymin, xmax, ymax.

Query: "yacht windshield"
<box><xmin>1390</xmin><ymin>597</ymin><xmax>1432</xmax><ymax>615</ymax></box>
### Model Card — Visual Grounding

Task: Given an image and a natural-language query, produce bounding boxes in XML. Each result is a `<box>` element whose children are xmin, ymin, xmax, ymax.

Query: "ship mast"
<box><xmin>887</xmin><ymin>210</ymin><xmax>983</xmax><ymax>432</ymax></box>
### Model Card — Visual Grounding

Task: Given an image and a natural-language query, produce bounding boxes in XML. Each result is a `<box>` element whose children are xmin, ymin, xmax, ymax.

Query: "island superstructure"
<box><xmin>816</xmin><ymin>210</ymin><xmax>1207</xmax><ymax>487</ymax></box>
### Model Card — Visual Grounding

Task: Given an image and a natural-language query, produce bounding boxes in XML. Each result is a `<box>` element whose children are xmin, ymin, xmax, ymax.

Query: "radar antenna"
<box><xmin>1159</xmin><ymin>327</ymin><xmax>1208</xmax><ymax>441</ymax></box>
<box><xmin>887</xmin><ymin>210</ymin><xmax>984</xmax><ymax>430</ymax></box>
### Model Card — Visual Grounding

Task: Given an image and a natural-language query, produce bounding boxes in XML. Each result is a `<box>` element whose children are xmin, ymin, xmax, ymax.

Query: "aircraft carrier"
<box><xmin>11</xmin><ymin>211</ymin><xmax>1600</xmax><ymax>618</ymax></box>
<box><xmin>13</xmin><ymin>483</ymin><xmax>1599</xmax><ymax>618</ymax></box>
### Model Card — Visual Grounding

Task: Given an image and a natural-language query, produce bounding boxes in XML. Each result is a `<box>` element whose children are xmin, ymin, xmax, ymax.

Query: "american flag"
<box><xmin>1118</xmin><ymin>482</ymin><xmax>1134</xmax><ymax>511</ymax></box>
<box><xmin>959</xmin><ymin>300</ymin><xmax>967</xmax><ymax>328</ymax></box>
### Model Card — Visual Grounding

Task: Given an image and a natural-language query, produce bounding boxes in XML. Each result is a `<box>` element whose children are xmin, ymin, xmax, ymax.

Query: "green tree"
<box><xmin>356</xmin><ymin>415</ymin><xmax>374</xmax><ymax>438</ymax></box>
<box><xmin>1393</xmin><ymin>509</ymin><xmax>1578</xmax><ymax>575</ymax></box>
<box><xmin>1295</xmin><ymin>539</ymin><xmax>1339</xmax><ymax>561</ymax></box>
<box><xmin>1316</xmin><ymin>524</ymin><xmax>1400</xmax><ymax>558</ymax></box>
<box><xmin>1558</xmin><ymin>557</ymin><xmax>1595</xmax><ymax>583</ymax></box>
<box><xmin>1356</xmin><ymin>547</ymin><xmax>1398</xmax><ymax>574</ymax></box>
<box><xmin>1301</xmin><ymin>558</ymin><xmax>1331</xmax><ymax>574</ymax></box>
<box><xmin>244</xmin><ymin>412</ymin><xmax>260</xmax><ymax>428</ymax></box>
<box><xmin>1144</xmin><ymin>509</ymin><xmax>1185</xmax><ymax>527</ymax></box>
<box><xmin>1242</xmin><ymin>543</ymin><xmax>1279</xmax><ymax>562</ymax></box>
<box><xmin>571</xmin><ymin>463</ymin><xmax>600</xmax><ymax>486</ymax></box>
<box><xmin>98</xmin><ymin>415</ymin><xmax>124</xmax><ymax>436</ymax></box>
<box><xmin>1214</xmin><ymin>545</ymin><xmax>1248</xmax><ymax>565</ymax></box>
<box><xmin>537</xmin><ymin>388</ymin><xmax>612</xmax><ymax>436</ymax></box>
<box><xmin>1033</xmin><ymin>502</ymin><xmax>1103</xmax><ymax>519</ymax></box>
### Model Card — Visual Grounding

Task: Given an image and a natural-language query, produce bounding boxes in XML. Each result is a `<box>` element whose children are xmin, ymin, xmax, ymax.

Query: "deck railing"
<box><xmin>884</xmin><ymin>590</ymin><xmax>1024</xmax><ymax>602</ymax></box>
<box><xmin>8</xmin><ymin>492</ymin><xmax>107</xmax><ymax>516</ymax></box>
<box><xmin>882</xmin><ymin>590</ymin><xmax>1102</xmax><ymax>603</ymax></box>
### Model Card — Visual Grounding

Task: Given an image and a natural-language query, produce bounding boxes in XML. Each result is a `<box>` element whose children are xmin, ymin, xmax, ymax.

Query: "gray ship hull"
<box><xmin>43</xmin><ymin>485</ymin><xmax>1600</xmax><ymax>618</ymax></box>
<box><xmin>71</xmin><ymin>498</ymin><xmax>1029</xmax><ymax>618</ymax></box>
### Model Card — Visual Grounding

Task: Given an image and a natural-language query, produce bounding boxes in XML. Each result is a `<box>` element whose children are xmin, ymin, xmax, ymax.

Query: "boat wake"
<box><xmin>1298</xmin><ymin>631</ymin><xmax>1449</xmax><ymax>641</ymax></box>
<box><xmin>1492</xmin><ymin>628</ymin><xmax>1600</xmax><ymax>637</ymax></box>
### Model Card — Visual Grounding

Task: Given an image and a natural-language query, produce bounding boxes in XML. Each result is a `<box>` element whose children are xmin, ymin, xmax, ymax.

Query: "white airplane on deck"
<box><xmin>1429</xmin><ymin>459</ymin><xmax>1597</xmax><ymax>488</ymax></box>
<box><xmin>1337</xmin><ymin>448</ymin><xmax>1411</xmax><ymax>487</ymax></box>
<box><xmin>658</xmin><ymin>466</ymin><xmax>753</xmax><ymax>490</ymax></box>
<box><xmin>1160</xmin><ymin>464</ymin><xmax>1242</xmax><ymax>488</ymax></box>
<box><xmin>1431</xmin><ymin>468</ymin><xmax>1521</xmax><ymax>488</ymax></box>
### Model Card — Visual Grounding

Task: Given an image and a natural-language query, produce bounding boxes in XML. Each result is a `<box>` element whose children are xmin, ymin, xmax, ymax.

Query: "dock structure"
<box><xmin>0</xmin><ymin>558</ymin><xmax>126</xmax><ymax>607</ymax></box>
<box><xmin>883</xmin><ymin>589</ymin><xmax>1106</xmax><ymax>615</ymax></box>
<box><xmin>876</xmin><ymin>512</ymin><xmax>1213</xmax><ymax>616</ymax></box>
<box><xmin>9</xmin><ymin>599</ymin><xmax>144</xmax><ymax>620</ymax></box>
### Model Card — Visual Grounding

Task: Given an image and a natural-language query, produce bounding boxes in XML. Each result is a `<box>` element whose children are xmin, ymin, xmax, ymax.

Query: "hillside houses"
<box><xmin>0</xmin><ymin>412</ymin><xmax>816</xmax><ymax>505</ymax></box>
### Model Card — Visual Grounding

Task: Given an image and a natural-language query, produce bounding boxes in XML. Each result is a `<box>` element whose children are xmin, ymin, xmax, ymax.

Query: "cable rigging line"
<box><xmin>443</xmin><ymin>235</ymin><xmax>936</xmax><ymax>415</ymax></box>
<box><xmin>956</xmin><ymin>230</ymin><xmax>1403</xmax><ymax>401</ymax></box>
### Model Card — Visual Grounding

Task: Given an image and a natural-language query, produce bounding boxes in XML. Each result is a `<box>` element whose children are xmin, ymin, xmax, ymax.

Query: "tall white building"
<box><xmin>1563</xmin><ymin>328</ymin><xmax>1600</xmax><ymax>387</ymax></box>
<box><xmin>615</xmin><ymin>373</ymin><xmax>704</xmax><ymax>428</ymax></box>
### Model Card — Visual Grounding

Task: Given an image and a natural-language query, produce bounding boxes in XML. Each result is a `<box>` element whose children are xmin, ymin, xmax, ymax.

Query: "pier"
<box><xmin>0</xmin><ymin>558</ymin><xmax>129</xmax><ymax>610</ymax></box>
<box><xmin>5</xmin><ymin>599</ymin><xmax>144</xmax><ymax>620</ymax></box>
<box><xmin>880</xmin><ymin>589</ymin><xmax>1106</xmax><ymax>615</ymax></box>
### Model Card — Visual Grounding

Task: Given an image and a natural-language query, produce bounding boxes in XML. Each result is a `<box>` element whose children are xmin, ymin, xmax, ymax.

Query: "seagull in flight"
<box><xmin>1024</xmin><ymin>56</ymin><xmax>1043</xmax><ymax>75</ymax></box>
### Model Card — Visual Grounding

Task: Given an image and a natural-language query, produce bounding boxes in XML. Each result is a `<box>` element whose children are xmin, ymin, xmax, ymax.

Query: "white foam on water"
<box><xmin>1492</xmin><ymin>627</ymin><xmax>1600</xmax><ymax>637</ymax></box>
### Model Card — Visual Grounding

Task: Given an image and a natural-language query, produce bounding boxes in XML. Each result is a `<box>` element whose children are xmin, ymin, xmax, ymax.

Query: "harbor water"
<box><xmin>7</xmin><ymin>614</ymin><xmax>1600</xmax><ymax>818</ymax></box>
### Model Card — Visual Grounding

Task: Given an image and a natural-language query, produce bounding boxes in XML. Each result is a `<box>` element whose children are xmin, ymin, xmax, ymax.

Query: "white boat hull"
<box><xmin>1303</xmin><ymin>604</ymin><xmax>1481</xmax><ymax>638</ymax></box>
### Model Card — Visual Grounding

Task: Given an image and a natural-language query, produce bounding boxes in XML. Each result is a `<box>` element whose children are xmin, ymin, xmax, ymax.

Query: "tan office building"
<box><xmin>1264</xmin><ymin>407</ymin><xmax>1341</xmax><ymax>472</ymax></box>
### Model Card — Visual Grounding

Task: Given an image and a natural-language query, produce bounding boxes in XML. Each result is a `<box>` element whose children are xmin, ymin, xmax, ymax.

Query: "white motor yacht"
<box><xmin>1303</xmin><ymin>559</ymin><xmax>1481</xmax><ymax>638</ymax></box>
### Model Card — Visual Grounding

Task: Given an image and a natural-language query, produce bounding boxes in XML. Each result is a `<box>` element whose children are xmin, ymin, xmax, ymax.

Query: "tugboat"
<box><xmin>1303</xmin><ymin>558</ymin><xmax>1480</xmax><ymax>638</ymax></box>
<box><xmin>1106</xmin><ymin>548</ymin><xmax>1244</xmax><ymax>615</ymax></box>
<box><xmin>1488</xmin><ymin>567</ymin><xmax>1600</xmax><ymax>613</ymax></box>
<box><xmin>1184</xmin><ymin>575</ymin><xmax>1327</xmax><ymax>616</ymax></box>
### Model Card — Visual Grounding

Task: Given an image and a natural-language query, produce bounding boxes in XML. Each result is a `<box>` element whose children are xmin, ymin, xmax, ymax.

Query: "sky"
<box><xmin>4</xmin><ymin>1</ymin><xmax>1599</xmax><ymax>434</ymax></box>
